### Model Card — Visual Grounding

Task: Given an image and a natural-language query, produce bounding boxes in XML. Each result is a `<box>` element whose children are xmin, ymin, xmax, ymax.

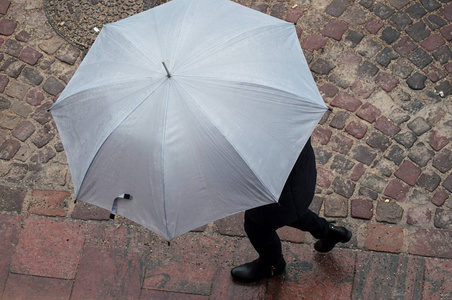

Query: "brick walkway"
<box><xmin>0</xmin><ymin>0</ymin><xmax>451</xmax><ymax>299</ymax></box>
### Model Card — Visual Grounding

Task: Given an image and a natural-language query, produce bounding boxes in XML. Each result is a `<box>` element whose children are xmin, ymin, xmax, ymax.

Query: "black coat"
<box><xmin>246</xmin><ymin>138</ymin><xmax>317</xmax><ymax>228</ymax></box>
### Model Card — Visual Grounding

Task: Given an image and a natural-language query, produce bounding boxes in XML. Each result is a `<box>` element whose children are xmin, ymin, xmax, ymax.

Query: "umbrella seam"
<box><xmin>161</xmin><ymin>79</ymin><xmax>171</xmax><ymax>241</ymax></box>
<box><xmin>173</xmin><ymin>78</ymin><xmax>325</xmax><ymax>174</ymax></box>
<box><xmin>107</xmin><ymin>24</ymin><xmax>162</xmax><ymax>72</ymax></box>
<box><xmin>73</xmin><ymin>78</ymin><xmax>167</xmax><ymax>200</ymax></box>
<box><xmin>169</xmin><ymin>0</ymin><xmax>194</xmax><ymax>71</ymax></box>
<box><xmin>51</xmin><ymin>77</ymin><xmax>161</xmax><ymax>110</ymax></box>
<box><xmin>173</xmin><ymin>23</ymin><xmax>292</xmax><ymax>74</ymax></box>
<box><xmin>172</xmin><ymin>79</ymin><xmax>277</xmax><ymax>203</ymax></box>
<box><xmin>174</xmin><ymin>75</ymin><xmax>327</xmax><ymax>111</ymax></box>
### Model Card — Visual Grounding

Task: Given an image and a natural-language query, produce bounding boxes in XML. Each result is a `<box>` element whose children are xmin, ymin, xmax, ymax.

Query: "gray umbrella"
<box><xmin>50</xmin><ymin>0</ymin><xmax>327</xmax><ymax>240</ymax></box>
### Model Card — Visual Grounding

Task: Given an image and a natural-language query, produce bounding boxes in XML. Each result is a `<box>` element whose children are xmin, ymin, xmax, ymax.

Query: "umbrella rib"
<box><xmin>168</xmin><ymin>0</ymin><xmax>194</xmax><ymax>70</ymax></box>
<box><xmin>107</xmin><ymin>25</ymin><xmax>162</xmax><ymax>71</ymax></box>
<box><xmin>51</xmin><ymin>77</ymin><xmax>161</xmax><ymax>110</ymax></box>
<box><xmin>172</xmin><ymin>79</ymin><xmax>277</xmax><ymax>203</ymax></box>
<box><xmin>160</xmin><ymin>80</ymin><xmax>171</xmax><ymax>240</ymax></box>
<box><xmin>73</xmin><ymin>78</ymin><xmax>167</xmax><ymax>200</ymax></box>
<box><xmin>175</xmin><ymin>75</ymin><xmax>327</xmax><ymax>111</ymax></box>
<box><xmin>173</xmin><ymin>23</ymin><xmax>291</xmax><ymax>74</ymax></box>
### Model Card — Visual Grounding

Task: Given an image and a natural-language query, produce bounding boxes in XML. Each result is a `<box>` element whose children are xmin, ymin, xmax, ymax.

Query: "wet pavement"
<box><xmin>1</xmin><ymin>0</ymin><xmax>451</xmax><ymax>299</ymax></box>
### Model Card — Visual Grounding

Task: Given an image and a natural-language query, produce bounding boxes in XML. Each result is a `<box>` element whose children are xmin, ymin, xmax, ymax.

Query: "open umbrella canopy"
<box><xmin>50</xmin><ymin>0</ymin><xmax>327</xmax><ymax>241</ymax></box>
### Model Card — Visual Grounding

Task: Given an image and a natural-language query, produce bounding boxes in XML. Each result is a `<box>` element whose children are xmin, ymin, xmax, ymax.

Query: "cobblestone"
<box><xmin>55</xmin><ymin>44</ymin><xmax>80</xmax><ymax>65</ymax></box>
<box><xmin>0</xmin><ymin>18</ymin><xmax>16</xmax><ymax>35</ymax></box>
<box><xmin>331</xmin><ymin>91</ymin><xmax>362</xmax><ymax>112</ymax></box>
<box><xmin>31</xmin><ymin>124</ymin><xmax>55</xmax><ymax>148</ymax></box>
<box><xmin>375</xmin><ymin>116</ymin><xmax>401</xmax><ymax>137</ymax></box>
<box><xmin>417</xmin><ymin>172</ymin><xmax>441</xmax><ymax>192</ymax></box>
<box><xmin>330</xmin><ymin>111</ymin><xmax>349</xmax><ymax>129</ymax></box>
<box><xmin>384</xmin><ymin>179</ymin><xmax>409</xmax><ymax>201</ymax></box>
<box><xmin>393</xmin><ymin>36</ymin><xmax>418</xmax><ymax>56</ymax></box>
<box><xmin>421</xmin><ymin>0</ymin><xmax>441</xmax><ymax>12</ymax></box>
<box><xmin>406</xmin><ymin>4</ymin><xmax>427</xmax><ymax>19</ymax></box>
<box><xmin>352</xmin><ymin>145</ymin><xmax>377</xmax><ymax>166</ymax></box>
<box><xmin>43</xmin><ymin>76</ymin><xmax>65</xmax><ymax>96</ymax></box>
<box><xmin>331</xmin><ymin>155</ymin><xmax>355</xmax><ymax>175</ymax></box>
<box><xmin>408</xmin><ymin>142</ymin><xmax>434</xmax><ymax>167</ymax></box>
<box><xmin>351</xmin><ymin>199</ymin><xmax>373</xmax><ymax>219</ymax></box>
<box><xmin>300</xmin><ymin>35</ymin><xmax>327</xmax><ymax>52</ymax></box>
<box><xmin>351</xmin><ymin>79</ymin><xmax>375</xmax><ymax>99</ymax></box>
<box><xmin>324</xmin><ymin>196</ymin><xmax>348</xmax><ymax>217</ymax></box>
<box><xmin>0</xmin><ymin>139</ymin><xmax>20</xmax><ymax>160</ymax></box>
<box><xmin>12</xmin><ymin>121</ymin><xmax>35</xmax><ymax>142</ymax></box>
<box><xmin>389</xmin><ymin>12</ymin><xmax>412</xmax><ymax>30</ymax></box>
<box><xmin>20</xmin><ymin>67</ymin><xmax>44</xmax><ymax>86</ymax></box>
<box><xmin>0</xmin><ymin>184</ymin><xmax>25</xmax><ymax>212</ymax></box>
<box><xmin>432</xmin><ymin>148</ymin><xmax>452</xmax><ymax>173</ymax></box>
<box><xmin>350</xmin><ymin>163</ymin><xmax>366</xmax><ymax>182</ymax></box>
<box><xmin>15</xmin><ymin>30</ymin><xmax>30</xmax><ymax>42</ymax></box>
<box><xmin>375</xmin><ymin>71</ymin><xmax>399</xmax><ymax>91</ymax></box>
<box><xmin>325</xmin><ymin>0</ymin><xmax>350</xmax><ymax>17</ymax></box>
<box><xmin>380</xmin><ymin>28</ymin><xmax>400</xmax><ymax>45</ymax></box>
<box><xmin>444</xmin><ymin>174</ymin><xmax>452</xmax><ymax>193</ymax></box>
<box><xmin>432</xmin><ymin>45</ymin><xmax>452</xmax><ymax>64</ymax></box>
<box><xmin>406</xmin><ymin>72</ymin><xmax>427</xmax><ymax>90</ymax></box>
<box><xmin>345</xmin><ymin>120</ymin><xmax>368</xmax><ymax>139</ymax></box>
<box><xmin>434</xmin><ymin>208</ymin><xmax>452</xmax><ymax>229</ymax></box>
<box><xmin>407</xmin><ymin>207</ymin><xmax>431</xmax><ymax>225</ymax></box>
<box><xmin>408</xmin><ymin>48</ymin><xmax>433</xmax><ymax>68</ymax></box>
<box><xmin>395</xmin><ymin>160</ymin><xmax>422</xmax><ymax>186</ymax></box>
<box><xmin>361</xmin><ymin>173</ymin><xmax>386</xmax><ymax>193</ymax></box>
<box><xmin>359</xmin><ymin>186</ymin><xmax>379</xmax><ymax>200</ymax></box>
<box><xmin>394</xmin><ymin>131</ymin><xmax>417</xmax><ymax>148</ymax></box>
<box><xmin>1</xmin><ymin>58</ymin><xmax>25</xmax><ymax>78</ymax></box>
<box><xmin>374</xmin><ymin>3</ymin><xmax>395</xmax><ymax>19</ymax></box>
<box><xmin>365</xmin><ymin>18</ymin><xmax>384</xmax><ymax>34</ymax></box>
<box><xmin>367</xmin><ymin>132</ymin><xmax>391</xmax><ymax>151</ymax></box>
<box><xmin>322</xmin><ymin>20</ymin><xmax>348</xmax><ymax>41</ymax></box>
<box><xmin>311</xmin><ymin>58</ymin><xmax>335</xmax><ymax>75</ymax></box>
<box><xmin>431</xmin><ymin>190</ymin><xmax>448</xmax><ymax>207</ymax></box>
<box><xmin>376</xmin><ymin>200</ymin><xmax>404</xmax><ymax>223</ymax></box>
<box><xmin>344</xmin><ymin>31</ymin><xmax>364</xmax><ymax>48</ymax></box>
<box><xmin>421</xmin><ymin>34</ymin><xmax>446</xmax><ymax>51</ymax></box>
<box><xmin>410</xmin><ymin>189</ymin><xmax>430</xmax><ymax>205</ymax></box>
<box><xmin>426</xmin><ymin>14</ymin><xmax>447</xmax><ymax>30</ymax></box>
<box><xmin>18</xmin><ymin>47</ymin><xmax>42</xmax><ymax>65</ymax></box>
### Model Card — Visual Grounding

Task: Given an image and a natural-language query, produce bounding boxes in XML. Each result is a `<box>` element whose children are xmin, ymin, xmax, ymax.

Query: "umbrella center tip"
<box><xmin>162</xmin><ymin>62</ymin><xmax>171</xmax><ymax>78</ymax></box>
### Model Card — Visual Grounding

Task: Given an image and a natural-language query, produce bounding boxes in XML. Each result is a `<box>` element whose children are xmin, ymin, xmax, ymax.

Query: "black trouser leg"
<box><xmin>288</xmin><ymin>209</ymin><xmax>330</xmax><ymax>239</ymax></box>
<box><xmin>244</xmin><ymin>211</ymin><xmax>282</xmax><ymax>264</ymax></box>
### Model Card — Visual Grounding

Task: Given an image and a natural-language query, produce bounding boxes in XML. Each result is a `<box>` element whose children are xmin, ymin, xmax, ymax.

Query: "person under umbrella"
<box><xmin>231</xmin><ymin>138</ymin><xmax>352</xmax><ymax>282</ymax></box>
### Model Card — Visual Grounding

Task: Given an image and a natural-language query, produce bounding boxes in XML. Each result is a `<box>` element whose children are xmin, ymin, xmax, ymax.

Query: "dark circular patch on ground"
<box><xmin>44</xmin><ymin>0</ymin><xmax>168</xmax><ymax>49</ymax></box>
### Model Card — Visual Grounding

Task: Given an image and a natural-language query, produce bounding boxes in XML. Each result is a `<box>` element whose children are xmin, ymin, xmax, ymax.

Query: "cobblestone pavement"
<box><xmin>1</xmin><ymin>0</ymin><xmax>451</xmax><ymax>299</ymax></box>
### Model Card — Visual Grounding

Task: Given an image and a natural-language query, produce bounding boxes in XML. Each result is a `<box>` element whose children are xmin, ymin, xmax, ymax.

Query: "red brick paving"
<box><xmin>10</xmin><ymin>217</ymin><xmax>86</xmax><ymax>279</ymax></box>
<box><xmin>143</xmin><ymin>235</ymin><xmax>227</xmax><ymax>296</ymax></box>
<box><xmin>1</xmin><ymin>214</ymin><xmax>452</xmax><ymax>299</ymax></box>
<box><xmin>2</xmin><ymin>273</ymin><xmax>73</xmax><ymax>300</ymax></box>
<box><xmin>364</xmin><ymin>223</ymin><xmax>404</xmax><ymax>253</ymax></box>
<box><xmin>352</xmin><ymin>252</ymin><xmax>425</xmax><ymax>300</ymax></box>
<box><xmin>0</xmin><ymin>214</ymin><xmax>22</xmax><ymax>293</ymax></box>
<box><xmin>28</xmin><ymin>189</ymin><xmax>70</xmax><ymax>217</ymax></box>
<box><xmin>408</xmin><ymin>228</ymin><xmax>452</xmax><ymax>259</ymax></box>
<box><xmin>267</xmin><ymin>245</ymin><xmax>356</xmax><ymax>300</ymax></box>
<box><xmin>71</xmin><ymin>244</ymin><xmax>145</xmax><ymax>299</ymax></box>
<box><xmin>423</xmin><ymin>259</ymin><xmax>452</xmax><ymax>299</ymax></box>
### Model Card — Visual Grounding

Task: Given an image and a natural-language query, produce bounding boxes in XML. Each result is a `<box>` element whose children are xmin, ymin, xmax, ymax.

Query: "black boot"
<box><xmin>314</xmin><ymin>223</ymin><xmax>352</xmax><ymax>253</ymax></box>
<box><xmin>231</xmin><ymin>257</ymin><xmax>286</xmax><ymax>282</ymax></box>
